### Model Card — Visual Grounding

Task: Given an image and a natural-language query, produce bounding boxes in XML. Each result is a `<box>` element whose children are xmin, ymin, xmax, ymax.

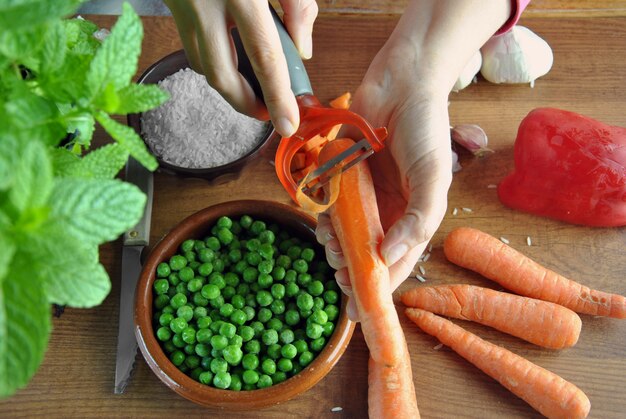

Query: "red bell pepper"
<box><xmin>498</xmin><ymin>108</ymin><xmax>626</xmax><ymax>227</ymax></box>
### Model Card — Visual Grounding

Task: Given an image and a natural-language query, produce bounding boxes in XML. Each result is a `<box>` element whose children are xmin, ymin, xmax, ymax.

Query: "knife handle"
<box><xmin>232</xmin><ymin>2</ymin><xmax>313</xmax><ymax>100</ymax></box>
<box><xmin>123</xmin><ymin>157</ymin><xmax>153</xmax><ymax>246</ymax></box>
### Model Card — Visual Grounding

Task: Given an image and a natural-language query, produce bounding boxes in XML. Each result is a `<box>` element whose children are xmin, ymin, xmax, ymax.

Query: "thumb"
<box><xmin>380</xmin><ymin>153</ymin><xmax>452</xmax><ymax>266</ymax></box>
<box><xmin>278</xmin><ymin>0</ymin><xmax>318</xmax><ymax>59</ymax></box>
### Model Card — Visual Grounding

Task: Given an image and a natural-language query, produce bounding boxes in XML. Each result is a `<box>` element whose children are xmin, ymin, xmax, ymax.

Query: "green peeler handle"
<box><xmin>232</xmin><ymin>2</ymin><xmax>314</xmax><ymax>100</ymax></box>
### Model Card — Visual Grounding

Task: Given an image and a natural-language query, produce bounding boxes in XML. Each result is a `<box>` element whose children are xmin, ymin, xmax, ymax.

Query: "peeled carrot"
<box><xmin>318</xmin><ymin>138</ymin><xmax>419</xmax><ymax>418</ymax></box>
<box><xmin>443</xmin><ymin>227</ymin><xmax>626</xmax><ymax>319</ymax></box>
<box><xmin>401</xmin><ymin>284</ymin><xmax>581</xmax><ymax>349</ymax></box>
<box><xmin>405</xmin><ymin>308</ymin><xmax>591</xmax><ymax>419</ymax></box>
<box><xmin>291</xmin><ymin>151</ymin><xmax>307</xmax><ymax>171</ymax></box>
<box><xmin>329</xmin><ymin>91</ymin><xmax>351</xmax><ymax>109</ymax></box>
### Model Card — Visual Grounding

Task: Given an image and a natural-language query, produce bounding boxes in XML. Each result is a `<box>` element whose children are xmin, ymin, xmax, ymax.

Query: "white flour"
<box><xmin>141</xmin><ymin>68</ymin><xmax>269</xmax><ymax>169</ymax></box>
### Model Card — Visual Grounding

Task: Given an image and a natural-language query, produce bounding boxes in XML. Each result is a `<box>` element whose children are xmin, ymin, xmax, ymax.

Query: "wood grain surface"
<box><xmin>2</xmin><ymin>10</ymin><xmax>626</xmax><ymax>419</ymax></box>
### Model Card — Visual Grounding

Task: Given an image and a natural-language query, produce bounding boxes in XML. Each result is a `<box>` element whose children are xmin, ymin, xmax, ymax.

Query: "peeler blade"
<box><xmin>301</xmin><ymin>138</ymin><xmax>374</xmax><ymax>196</ymax></box>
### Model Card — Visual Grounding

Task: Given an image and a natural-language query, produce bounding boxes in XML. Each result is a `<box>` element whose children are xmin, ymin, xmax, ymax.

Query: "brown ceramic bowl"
<box><xmin>127</xmin><ymin>50</ymin><xmax>275</xmax><ymax>184</ymax></box>
<box><xmin>135</xmin><ymin>200</ymin><xmax>355</xmax><ymax>409</ymax></box>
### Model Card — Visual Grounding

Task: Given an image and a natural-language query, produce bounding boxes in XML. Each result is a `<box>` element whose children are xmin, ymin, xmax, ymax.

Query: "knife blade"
<box><xmin>114</xmin><ymin>157</ymin><xmax>153</xmax><ymax>394</ymax></box>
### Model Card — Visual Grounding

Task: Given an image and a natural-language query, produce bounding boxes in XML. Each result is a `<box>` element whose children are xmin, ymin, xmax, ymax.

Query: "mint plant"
<box><xmin>0</xmin><ymin>0</ymin><xmax>169</xmax><ymax>397</ymax></box>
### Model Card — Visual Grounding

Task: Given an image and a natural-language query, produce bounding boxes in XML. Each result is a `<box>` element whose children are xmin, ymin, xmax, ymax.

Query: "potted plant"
<box><xmin>0</xmin><ymin>0</ymin><xmax>169</xmax><ymax>397</ymax></box>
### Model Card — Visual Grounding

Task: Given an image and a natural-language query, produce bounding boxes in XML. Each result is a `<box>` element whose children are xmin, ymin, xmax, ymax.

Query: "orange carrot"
<box><xmin>291</xmin><ymin>151</ymin><xmax>307</xmax><ymax>171</ymax></box>
<box><xmin>401</xmin><ymin>284</ymin><xmax>581</xmax><ymax>349</ymax></box>
<box><xmin>318</xmin><ymin>138</ymin><xmax>419</xmax><ymax>418</ymax></box>
<box><xmin>443</xmin><ymin>227</ymin><xmax>626</xmax><ymax>319</ymax></box>
<box><xmin>405</xmin><ymin>308</ymin><xmax>591</xmax><ymax>419</ymax></box>
<box><xmin>329</xmin><ymin>92</ymin><xmax>352</xmax><ymax>109</ymax></box>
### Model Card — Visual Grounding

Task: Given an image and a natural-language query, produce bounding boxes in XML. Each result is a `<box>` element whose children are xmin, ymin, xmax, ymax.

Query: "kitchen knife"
<box><xmin>114</xmin><ymin>157</ymin><xmax>153</xmax><ymax>394</ymax></box>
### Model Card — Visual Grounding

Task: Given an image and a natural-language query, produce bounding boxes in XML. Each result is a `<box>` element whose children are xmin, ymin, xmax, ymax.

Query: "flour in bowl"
<box><xmin>141</xmin><ymin>68</ymin><xmax>269</xmax><ymax>169</ymax></box>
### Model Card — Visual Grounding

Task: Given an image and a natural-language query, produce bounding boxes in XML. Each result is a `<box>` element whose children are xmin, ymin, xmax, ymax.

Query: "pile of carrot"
<box><xmin>401</xmin><ymin>227</ymin><xmax>626</xmax><ymax>419</ymax></box>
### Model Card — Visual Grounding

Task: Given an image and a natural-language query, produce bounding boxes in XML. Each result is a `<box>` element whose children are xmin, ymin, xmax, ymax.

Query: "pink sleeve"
<box><xmin>495</xmin><ymin>0</ymin><xmax>531</xmax><ymax>35</ymax></box>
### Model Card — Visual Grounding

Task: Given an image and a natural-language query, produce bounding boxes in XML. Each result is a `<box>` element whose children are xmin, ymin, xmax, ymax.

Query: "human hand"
<box><xmin>315</xmin><ymin>43</ymin><xmax>453</xmax><ymax>321</ymax></box>
<box><xmin>164</xmin><ymin>0</ymin><xmax>318</xmax><ymax>138</ymax></box>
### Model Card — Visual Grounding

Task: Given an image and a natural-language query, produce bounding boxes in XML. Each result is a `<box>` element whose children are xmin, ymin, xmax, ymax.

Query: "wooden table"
<box><xmin>2</xmin><ymin>12</ymin><xmax>626</xmax><ymax>419</ymax></box>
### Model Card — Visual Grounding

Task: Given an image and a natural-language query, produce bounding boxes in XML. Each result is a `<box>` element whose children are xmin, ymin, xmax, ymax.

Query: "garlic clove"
<box><xmin>452</xmin><ymin>50</ymin><xmax>482</xmax><ymax>92</ymax></box>
<box><xmin>451</xmin><ymin>124</ymin><xmax>493</xmax><ymax>157</ymax></box>
<box><xmin>480</xmin><ymin>26</ymin><xmax>553</xmax><ymax>86</ymax></box>
<box><xmin>451</xmin><ymin>149</ymin><xmax>462</xmax><ymax>173</ymax></box>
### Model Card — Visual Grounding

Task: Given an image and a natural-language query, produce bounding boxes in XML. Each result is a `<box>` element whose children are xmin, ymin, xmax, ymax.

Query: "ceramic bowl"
<box><xmin>134</xmin><ymin>200</ymin><xmax>355</xmax><ymax>409</ymax></box>
<box><xmin>127</xmin><ymin>50</ymin><xmax>275</xmax><ymax>184</ymax></box>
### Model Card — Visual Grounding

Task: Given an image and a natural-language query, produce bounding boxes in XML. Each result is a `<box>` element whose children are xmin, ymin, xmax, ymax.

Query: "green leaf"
<box><xmin>4</xmin><ymin>87</ymin><xmax>65</xmax><ymax>146</ymax></box>
<box><xmin>15</xmin><ymin>227</ymin><xmax>111</xmax><ymax>307</ymax></box>
<box><xmin>57</xmin><ymin>144</ymin><xmax>129</xmax><ymax>179</ymax></box>
<box><xmin>86</xmin><ymin>3</ymin><xmax>142</xmax><ymax>96</ymax></box>
<box><xmin>112</xmin><ymin>83</ymin><xmax>169</xmax><ymax>115</ymax></box>
<box><xmin>95</xmin><ymin>111</ymin><xmax>157</xmax><ymax>170</ymax></box>
<box><xmin>0</xmin><ymin>0</ymin><xmax>85</xmax><ymax>32</ymax></box>
<box><xmin>0</xmin><ymin>232</ymin><xmax>15</xmax><ymax>283</ymax></box>
<box><xmin>65</xmin><ymin>112</ymin><xmax>95</xmax><ymax>146</ymax></box>
<box><xmin>0</xmin><ymin>24</ymin><xmax>47</xmax><ymax>64</ymax></box>
<box><xmin>64</xmin><ymin>18</ymin><xmax>99</xmax><ymax>53</ymax></box>
<box><xmin>48</xmin><ymin>177</ymin><xmax>146</xmax><ymax>246</ymax></box>
<box><xmin>39</xmin><ymin>20</ymin><xmax>67</xmax><ymax>74</ymax></box>
<box><xmin>8</xmin><ymin>140</ymin><xmax>53</xmax><ymax>212</ymax></box>
<box><xmin>0</xmin><ymin>263</ymin><xmax>50</xmax><ymax>398</ymax></box>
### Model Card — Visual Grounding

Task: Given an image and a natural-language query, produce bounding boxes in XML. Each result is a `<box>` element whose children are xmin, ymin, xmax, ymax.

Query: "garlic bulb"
<box><xmin>452</xmin><ymin>50</ymin><xmax>482</xmax><ymax>92</ymax></box>
<box><xmin>480</xmin><ymin>26</ymin><xmax>553</xmax><ymax>87</ymax></box>
<box><xmin>450</xmin><ymin>124</ymin><xmax>493</xmax><ymax>157</ymax></box>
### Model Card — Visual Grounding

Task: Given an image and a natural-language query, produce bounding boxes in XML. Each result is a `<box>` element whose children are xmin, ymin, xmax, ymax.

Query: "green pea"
<box><xmin>179</xmin><ymin>266</ymin><xmax>194</xmax><ymax>282</ymax></box>
<box><xmin>229</xmin><ymin>335</ymin><xmax>243</xmax><ymax>348</ymax></box>
<box><xmin>323</xmin><ymin>290</ymin><xmax>339</xmax><ymax>305</ymax></box>
<box><xmin>240</xmin><ymin>325</ymin><xmax>254</xmax><ymax>342</ymax></box>
<box><xmin>261</xmin><ymin>358</ymin><xmax>277</xmax><ymax>375</ymax></box>
<box><xmin>157</xmin><ymin>262</ymin><xmax>171</xmax><ymax>278</ymax></box>
<box><xmin>168</xmin><ymin>273</ymin><xmax>180</xmax><ymax>286</ymax></box>
<box><xmin>279</xmin><ymin>329</ymin><xmax>295</xmax><ymax>344</ymax></box>
<box><xmin>324</xmin><ymin>304</ymin><xmax>339</xmax><ymax>322</ymax></box>
<box><xmin>210</xmin><ymin>334</ymin><xmax>228</xmax><ymax>351</ymax></box>
<box><xmin>229</xmin><ymin>374</ymin><xmax>242</xmax><ymax>391</ymax></box>
<box><xmin>310</xmin><ymin>336</ymin><xmax>326</xmax><ymax>352</ymax></box>
<box><xmin>244</xmin><ymin>339</ymin><xmax>261</xmax><ymax>355</ymax></box>
<box><xmin>297</xmin><ymin>273</ymin><xmax>312</xmax><ymax>287</ymax></box>
<box><xmin>293</xmin><ymin>339</ymin><xmax>308</xmax><ymax>354</ymax></box>
<box><xmin>307</xmin><ymin>280</ymin><xmax>324</xmax><ymax>297</ymax></box>
<box><xmin>192</xmin><ymin>292</ymin><xmax>209</xmax><ymax>307</ymax></box>
<box><xmin>263</xmin><ymin>346</ymin><xmax>279</xmax><ymax>362</ymax></box>
<box><xmin>209</xmin><ymin>273</ymin><xmax>226</xmax><ymax>289</ymax></box>
<box><xmin>322</xmin><ymin>321</ymin><xmax>335</xmax><ymax>337</ymax></box>
<box><xmin>285</xmin><ymin>309</ymin><xmax>300</xmax><ymax>326</ymax></box>
<box><xmin>271</xmin><ymin>371</ymin><xmax>287</xmax><ymax>384</ymax></box>
<box><xmin>242</xmin><ymin>267</ymin><xmax>258</xmax><ymax>283</ymax></box>
<box><xmin>230</xmin><ymin>309</ymin><xmax>247</xmax><ymax>326</ymax></box>
<box><xmin>156</xmin><ymin>327</ymin><xmax>171</xmax><ymax>341</ymax></box>
<box><xmin>257</xmin><ymin>307</ymin><xmax>272</xmax><ymax>323</ymax></box>
<box><xmin>170</xmin><ymin>317</ymin><xmax>187</xmax><ymax>334</ymax></box>
<box><xmin>183</xmin><ymin>251</ymin><xmax>196</xmax><ymax>263</ymax></box>
<box><xmin>196</xmin><ymin>262</ymin><xmax>213</xmax><ymax>277</ymax></box>
<box><xmin>258</xmin><ymin>273</ymin><xmax>273</xmax><ymax>289</ymax></box>
<box><xmin>297</xmin><ymin>293</ymin><xmax>314</xmax><ymax>311</ymax></box>
<box><xmin>271</xmin><ymin>266</ymin><xmax>286</xmax><ymax>281</ymax></box>
<box><xmin>159</xmin><ymin>313</ymin><xmax>174</xmax><ymax>327</ymax></box>
<box><xmin>262</xmin><ymin>329</ymin><xmax>279</xmax><ymax>346</ymax></box>
<box><xmin>193</xmin><ymin>306</ymin><xmax>208</xmax><ymax>319</ymax></box>
<box><xmin>259</xmin><ymin>243</ymin><xmax>274</xmax><ymax>260</ymax></box>
<box><xmin>234</xmin><ymin>260</ymin><xmax>248</xmax><ymax>274</ymax></box>
<box><xmin>185</xmin><ymin>354</ymin><xmax>200</xmax><ymax>369</ymax></box>
<box><xmin>243</xmin><ymin>306</ymin><xmax>255</xmax><ymax>321</ymax></box>
<box><xmin>219</xmin><ymin>322</ymin><xmax>237</xmax><ymax>339</ymax></box>
<box><xmin>242</xmin><ymin>353</ymin><xmax>259</xmax><ymax>370</ymax></box>
<box><xmin>161</xmin><ymin>305</ymin><xmax>175</xmax><ymax>315</ymax></box>
<box><xmin>209</xmin><ymin>295</ymin><xmax>225</xmax><ymax>309</ymax></box>
<box><xmin>242</xmin><ymin>369</ymin><xmax>259</xmax><ymax>385</ymax></box>
<box><xmin>210</xmin><ymin>320</ymin><xmax>224</xmax><ymax>333</ymax></box>
<box><xmin>181</xmin><ymin>239</ymin><xmax>195</xmax><ymax>253</ymax></box>
<box><xmin>193</xmin><ymin>240</ymin><xmax>206</xmax><ymax>252</ymax></box>
<box><xmin>195</xmin><ymin>343</ymin><xmax>211</xmax><ymax>357</ymax></box>
<box><xmin>213</xmin><ymin>258</ymin><xmax>226</xmax><ymax>273</ymax></box>
<box><xmin>313</xmin><ymin>296</ymin><xmax>325</xmax><ymax>311</ymax></box>
<box><xmin>299</xmin><ymin>351</ymin><xmax>314</xmax><ymax>367</ymax></box>
<box><xmin>231</xmin><ymin>294</ymin><xmax>245</xmax><ymax>310</ymax></box>
<box><xmin>217</xmin><ymin>216</ymin><xmax>233</xmax><ymax>229</ymax></box>
<box><xmin>250</xmin><ymin>220</ymin><xmax>266</xmax><ymax>235</ymax></box>
<box><xmin>266</xmin><ymin>318</ymin><xmax>283</xmax><ymax>332</ymax></box>
<box><xmin>285</xmin><ymin>282</ymin><xmax>299</xmax><ymax>298</ymax></box>
<box><xmin>219</xmin><ymin>303</ymin><xmax>234</xmax><ymax>318</ymax></box>
<box><xmin>287</xmin><ymin>246</ymin><xmax>302</xmax><ymax>260</ymax></box>
<box><xmin>310</xmin><ymin>309</ymin><xmax>328</xmax><ymax>325</ymax></box>
<box><xmin>240</xmin><ymin>215</ymin><xmax>253</xmax><ymax>229</ymax></box>
<box><xmin>181</xmin><ymin>327</ymin><xmax>196</xmax><ymax>344</ymax></box>
<box><xmin>250</xmin><ymin>321</ymin><xmax>264</xmax><ymax>337</ymax></box>
<box><xmin>222</xmin><ymin>285</ymin><xmax>236</xmax><ymax>300</ymax></box>
<box><xmin>176</xmin><ymin>305</ymin><xmax>193</xmax><ymax>322</ymax></box>
<box><xmin>213</xmin><ymin>371</ymin><xmax>231</xmax><ymax>389</ymax></box>
<box><xmin>301</xmin><ymin>248</ymin><xmax>315</xmax><ymax>262</ymax></box>
<box><xmin>277</xmin><ymin>358</ymin><xmax>293</xmax><ymax>372</ymax></box>
<box><xmin>270</xmin><ymin>283</ymin><xmax>286</xmax><ymax>299</ymax></box>
<box><xmin>190</xmin><ymin>367</ymin><xmax>203</xmax><ymax>381</ymax></box>
<box><xmin>169</xmin><ymin>254</ymin><xmax>188</xmax><ymax>271</ymax></box>
<box><xmin>281</xmin><ymin>343</ymin><xmax>297</xmax><ymax>360</ymax></box>
<box><xmin>199</xmin><ymin>371</ymin><xmax>214</xmax><ymax>385</ymax></box>
<box><xmin>189</xmin><ymin>261</ymin><xmax>200</xmax><ymax>271</ymax></box>
<box><xmin>276</xmin><ymin>255</ymin><xmax>291</xmax><ymax>269</ymax></box>
<box><xmin>174</xmin><ymin>283</ymin><xmax>187</xmax><ymax>296</ymax></box>
<box><xmin>245</xmin><ymin>251</ymin><xmax>262</xmax><ymax>266</ymax></box>
<box><xmin>256</xmin><ymin>290</ymin><xmax>273</xmax><ymax>307</ymax></box>
<box><xmin>154</xmin><ymin>294</ymin><xmax>170</xmax><ymax>310</ymax></box>
<box><xmin>256</xmin><ymin>374</ymin><xmax>273</xmax><ymax>389</ymax></box>
<box><xmin>200</xmin><ymin>356</ymin><xmax>212</xmax><ymax>370</ymax></box>
<box><xmin>306</xmin><ymin>323</ymin><xmax>323</xmax><ymax>339</ymax></box>
<box><xmin>196</xmin><ymin>328</ymin><xmax>213</xmax><ymax>343</ymax></box>
<box><xmin>223</xmin><ymin>345</ymin><xmax>243</xmax><ymax>365</ymax></box>
<box><xmin>217</xmin><ymin>227</ymin><xmax>234</xmax><ymax>245</ymax></box>
<box><xmin>201</xmin><ymin>284</ymin><xmax>220</xmax><ymax>300</ymax></box>
<box><xmin>197</xmin><ymin>316</ymin><xmax>212</xmax><ymax>329</ymax></box>
<box><xmin>205</xmin><ymin>236</ymin><xmax>221</xmax><ymax>251</ymax></box>
<box><xmin>186</xmin><ymin>278</ymin><xmax>203</xmax><ymax>293</ymax></box>
<box><xmin>170</xmin><ymin>350</ymin><xmax>185</xmax><ymax>366</ymax></box>
<box><xmin>210</xmin><ymin>358</ymin><xmax>229</xmax><ymax>374</ymax></box>
<box><xmin>153</xmin><ymin>279</ymin><xmax>169</xmax><ymax>295</ymax></box>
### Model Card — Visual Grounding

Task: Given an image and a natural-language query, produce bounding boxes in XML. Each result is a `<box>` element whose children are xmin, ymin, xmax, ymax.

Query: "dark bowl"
<box><xmin>127</xmin><ymin>50</ymin><xmax>275</xmax><ymax>184</ymax></box>
<box><xmin>134</xmin><ymin>200</ymin><xmax>355</xmax><ymax>409</ymax></box>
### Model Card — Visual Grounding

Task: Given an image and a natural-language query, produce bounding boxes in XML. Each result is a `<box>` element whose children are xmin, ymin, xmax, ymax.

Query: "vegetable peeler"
<box><xmin>233</xmin><ymin>3</ymin><xmax>388</xmax><ymax>205</ymax></box>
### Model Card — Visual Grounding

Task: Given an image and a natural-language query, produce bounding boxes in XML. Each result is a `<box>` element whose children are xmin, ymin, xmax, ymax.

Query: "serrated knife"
<box><xmin>114</xmin><ymin>157</ymin><xmax>153</xmax><ymax>394</ymax></box>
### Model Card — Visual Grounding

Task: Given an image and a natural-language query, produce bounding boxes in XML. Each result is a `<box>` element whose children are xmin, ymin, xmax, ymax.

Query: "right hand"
<box><xmin>164</xmin><ymin>0</ymin><xmax>318</xmax><ymax>138</ymax></box>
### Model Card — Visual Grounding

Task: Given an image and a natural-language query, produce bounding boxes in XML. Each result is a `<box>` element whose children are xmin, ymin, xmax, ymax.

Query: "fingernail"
<box><xmin>299</xmin><ymin>36</ymin><xmax>312</xmax><ymax>60</ymax></box>
<box><xmin>275</xmin><ymin>117</ymin><xmax>296</xmax><ymax>138</ymax></box>
<box><xmin>346</xmin><ymin>300</ymin><xmax>358</xmax><ymax>322</ymax></box>
<box><xmin>383</xmin><ymin>243</ymin><xmax>409</xmax><ymax>266</ymax></box>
